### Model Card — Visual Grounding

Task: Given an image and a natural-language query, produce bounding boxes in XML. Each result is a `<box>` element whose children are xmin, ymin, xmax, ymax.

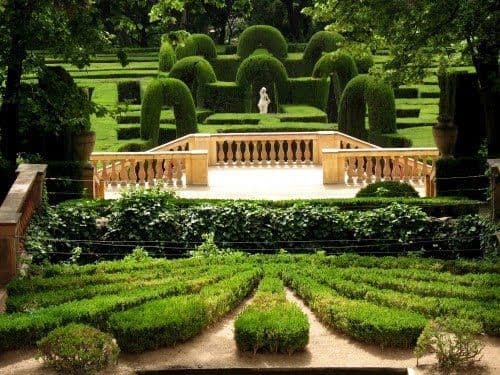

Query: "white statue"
<box><xmin>258</xmin><ymin>87</ymin><xmax>271</xmax><ymax>114</ymax></box>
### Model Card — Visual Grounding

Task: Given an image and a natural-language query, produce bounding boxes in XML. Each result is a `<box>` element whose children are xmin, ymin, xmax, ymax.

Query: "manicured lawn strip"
<box><xmin>234</xmin><ymin>276</ymin><xmax>309</xmax><ymax>354</ymax></box>
<box><xmin>0</xmin><ymin>272</ymin><xmax>226</xmax><ymax>351</ymax></box>
<box><xmin>297</xmin><ymin>265</ymin><xmax>500</xmax><ymax>335</ymax></box>
<box><xmin>281</xmin><ymin>270</ymin><xmax>427</xmax><ymax>348</ymax></box>
<box><xmin>109</xmin><ymin>268</ymin><xmax>261</xmax><ymax>352</ymax></box>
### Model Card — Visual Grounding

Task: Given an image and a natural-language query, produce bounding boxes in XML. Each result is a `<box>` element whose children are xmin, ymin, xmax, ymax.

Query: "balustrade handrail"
<box><xmin>323</xmin><ymin>147</ymin><xmax>439</xmax><ymax>157</ymax></box>
<box><xmin>90</xmin><ymin>151</ymin><xmax>196</xmax><ymax>161</ymax></box>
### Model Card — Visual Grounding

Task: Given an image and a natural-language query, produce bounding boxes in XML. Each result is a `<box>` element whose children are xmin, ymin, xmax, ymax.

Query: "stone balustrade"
<box><xmin>90</xmin><ymin>151</ymin><xmax>208</xmax><ymax>198</ymax></box>
<box><xmin>322</xmin><ymin>147</ymin><xmax>439</xmax><ymax>196</ymax></box>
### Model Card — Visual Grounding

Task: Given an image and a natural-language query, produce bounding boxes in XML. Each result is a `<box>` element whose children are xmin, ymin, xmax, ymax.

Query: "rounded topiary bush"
<box><xmin>159</xmin><ymin>41</ymin><xmax>177</xmax><ymax>72</ymax></box>
<box><xmin>176</xmin><ymin>33</ymin><xmax>217</xmax><ymax>60</ymax></box>
<box><xmin>303</xmin><ymin>31</ymin><xmax>345</xmax><ymax>66</ymax></box>
<box><xmin>338</xmin><ymin>74</ymin><xmax>396</xmax><ymax>139</ymax></box>
<box><xmin>356</xmin><ymin>181</ymin><xmax>420</xmax><ymax>198</ymax></box>
<box><xmin>237</xmin><ymin>25</ymin><xmax>288</xmax><ymax>59</ymax></box>
<box><xmin>168</xmin><ymin>56</ymin><xmax>217</xmax><ymax>106</ymax></box>
<box><xmin>37</xmin><ymin>324</ymin><xmax>119</xmax><ymax>375</ymax></box>
<box><xmin>339</xmin><ymin>45</ymin><xmax>375</xmax><ymax>74</ymax></box>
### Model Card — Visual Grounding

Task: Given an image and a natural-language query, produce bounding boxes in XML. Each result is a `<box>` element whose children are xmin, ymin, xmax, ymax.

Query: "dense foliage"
<box><xmin>237</xmin><ymin>25</ymin><xmax>288</xmax><ymax>59</ymax></box>
<box><xmin>158</xmin><ymin>41</ymin><xmax>177</xmax><ymax>72</ymax></box>
<box><xmin>303</xmin><ymin>31</ymin><xmax>344</xmax><ymax>66</ymax></box>
<box><xmin>175</xmin><ymin>33</ymin><xmax>217</xmax><ymax>60</ymax></box>
<box><xmin>356</xmin><ymin>181</ymin><xmax>419</xmax><ymax>198</ymax></box>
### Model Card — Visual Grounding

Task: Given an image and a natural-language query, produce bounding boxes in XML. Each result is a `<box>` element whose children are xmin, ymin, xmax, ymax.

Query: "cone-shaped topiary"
<box><xmin>237</xmin><ymin>25</ymin><xmax>288</xmax><ymax>59</ymax></box>
<box><xmin>141</xmin><ymin>78</ymin><xmax>198</xmax><ymax>145</ymax></box>
<box><xmin>312</xmin><ymin>51</ymin><xmax>358</xmax><ymax>122</ymax></box>
<box><xmin>338</xmin><ymin>74</ymin><xmax>396</xmax><ymax>140</ymax></box>
<box><xmin>175</xmin><ymin>33</ymin><xmax>217</xmax><ymax>60</ymax></box>
<box><xmin>159</xmin><ymin>41</ymin><xmax>177</xmax><ymax>72</ymax></box>
<box><xmin>236</xmin><ymin>54</ymin><xmax>289</xmax><ymax>113</ymax></box>
<box><xmin>168</xmin><ymin>56</ymin><xmax>217</xmax><ymax>107</ymax></box>
<box><xmin>303</xmin><ymin>31</ymin><xmax>345</xmax><ymax>66</ymax></box>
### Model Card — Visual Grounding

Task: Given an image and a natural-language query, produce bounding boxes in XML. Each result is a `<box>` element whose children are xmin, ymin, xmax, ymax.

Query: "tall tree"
<box><xmin>305</xmin><ymin>0</ymin><xmax>499</xmax><ymax>155</ymax></box>
<box><xmin>0</xmin><ymin>0</ymin><xmax>109</xmax><ymax>163</ymax></box>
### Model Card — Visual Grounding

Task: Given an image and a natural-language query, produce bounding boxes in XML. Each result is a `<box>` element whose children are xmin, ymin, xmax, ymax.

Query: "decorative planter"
<box><xmin>432</xmin><ymin>121</ymin><xmax>458</xmax><ymax>158</ymax></box>
<box><xmin>72</xmin><ymin>131</ymin><xmax>96</xmax><ymax>166</ymax></box>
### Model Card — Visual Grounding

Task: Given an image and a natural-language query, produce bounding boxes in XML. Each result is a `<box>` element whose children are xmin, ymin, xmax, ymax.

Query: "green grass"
<box><xmin>398</xmin><ymin>126</ymin><xmax>435</xmax><ymax>147</ymax></box>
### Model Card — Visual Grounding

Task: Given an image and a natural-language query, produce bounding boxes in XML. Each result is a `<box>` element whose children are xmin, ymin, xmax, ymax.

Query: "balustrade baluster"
<box><xmin>227</xmin><ymin>141</ymin><xmax>234</xmax><ymax>165</ymax></box>
<box><xmin>374</xmin><ymin>157</ymin><xmax>382</xmax><ymax>182</ymax></box>
<box><xmin>304</xmin><ymin>141</ymin><xmax>312</xmax><ymax>164</ymax></box>
<box><xmin>287</xmin><ymin>140</ymin><xmax>294</xmax><ymax>165</ymax></box>
<box><xmin>382</xmin><ymin>157</ymin><xmax>391</xmax><ymax>180</ymax></box>
<box><xmin>411</xmin><ymin>157</ymin><xmax>419</xmax><ymax>182</ymax></box>
<box><xmin>175</xmin><ymin>159</ymin><xmax>184</xmax><ymax>186</ymax></box>
<box><xmin>296</xmin><ymin>141</ymin><xmax>304</xmax><ymax>164</ymax></box>
<box><xmin>392</xmin><ymin>156</ymin><xmax>400</xmax><ymax>181</ymax></box>
<box><xmin>138</xmin><ymin>160</ymin><xmax>146</xmax><ymax>184</ymax></box>
<box><xmin>146</xmin><ymin>159</ymin><xmax>155</xmax><ymax>184</ymax></box>
<box><xmin>277</xmin><ymin>141</ymin><xmax>285</xmax><ymax>165</ymax></box>
<box><xmin>357</xmin><ymin>157</ymin><xmax>365</xmax><ymax>183</ymax></box>
<box><xmin>402</xmin><ymin>157</ymin><xmax>409</xmax><ymax>182</ymax></box>
<box><xmin>119</xmin><ymin>160</ymin><xmax>129</xmax><ymax>187</ymax></box>
<box><xmin>244</xmin><ymin>141</ymin><xmax>251</xmax><ymax>166</ymax></box>
<box><xmin>110</xmin><ymin>161</ymin><xmax>118</xmax><ymax>186</ymax></box>
<box><xmin>252</xmin><ymin>141</ymin><xmax>259</xmax><ymax>165</ymax></box>
<box><xmin>235</xmin><ymin>141</ymin><xmax>242</xmax><ymax>166</ymax></box>
<box><xmin>366</xmin><ymin>158</ymin><xmax>373</xmax><ymax>183</ymax></box>
<box><xmin>347</xmin><ymin>157</ymin><xmax>355</xmax><ymax>184</ymax></box>
<box><xmin>165</xmin><ymin>160</ymin><xmax>174</xmax><ymax>185</ymax></box>
<box><xmin>129</xmin><ymin>160</ymin><xmax>137</xmax><ymax>182</ymax></box>
<box><xmin>217</xmin><ymin>141</ymin><xmax>225</xmax><ymax>165</ymax></box>
<box><xmin>269</xmin><ymin>141</ymin><xmax>277</xmax><ymax>165</ymax></box>
<box><xmin>155</xmin><ymin>159</ymin><xmax>164</xmax><ymax>180</ymax></box>
<box><xmin>421</xmin><ymin>157</ymin><xmax>429</xmax><ymax>182</ymax></box>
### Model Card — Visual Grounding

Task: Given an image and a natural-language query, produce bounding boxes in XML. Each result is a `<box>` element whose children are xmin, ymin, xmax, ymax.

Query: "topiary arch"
<box><xmin>303</xmin><ymin>31</ymin><xmax>345</xmax><ymax>66</ymax></box>
<box><xmin>141</xmin><ymin>78</ymin><xmax>198</xmax><ymax>146</ymax></box>
<box><xmin>236</xmin><ymin>54</ymin><xmax>289</xmax><ymax>113</ymax></box>
<box><xmin>168</xmin><ymin>56</ymin><xmax>217</xmax><ymax>107</ymax></box>
<box><xmin>175</xmin><ymin>33</ymin><xmax>217</xmax><ymax>60</ymax></box>
<box><xmin>312</xmin><ymin>51</ymin><xmax>358</xmax><ymax>122</ymax></box>
<box><xmin>338</xmin><ymin>74</ymin><xmax>397</xmax><ymax>140</ymax></box>
<box><xmin>158</xmin><ymin>41</ymin><xmax>177</xmax><ymax>72</ymax></box>
<box><xmin>237</xmin><ymin>25</ymin><xmax>288</xmax><ymax>59</ymax></box>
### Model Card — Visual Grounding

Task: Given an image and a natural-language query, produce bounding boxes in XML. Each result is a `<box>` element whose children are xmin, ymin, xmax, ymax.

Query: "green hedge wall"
<box><xmin>303</xmin><ymin>31</ymin><xmax>345</xmax><ymax>66</ymax></box>
<box><xmin>118</xmin><ymin>125</ymin><xmax>176</xmax><ymax>144</ymax></box>
<box><xmin>168</xmin><ymin>56</ymin><xmax>217</xmax><ymax>107</ymax></box>
<box><xmin>312</xmin><ymin>51</ymin><xmax>358</xmax><ymax>122</ymax></box>
<box><xmin>140</xmin><ymin>78</ymin><xmax>198</xmax><ymax>145</ymax></box>
<box><xmin>237</xmin><ymin>25</ymin><xmax>288</xmax><ymax>59</ymax></box>
<box><xmin>201</xmin><ymin>82</ymin><xmax>250</xmax><ymax>113</ymax></box>
<box><xmin>176</xmin><ymin>33</ymin><xmax>217</xmax><ymax>60</ymax></box>
<box><xmin>338</xmin><ymin>74</ymin><xmax>397</xmax><ymax>140</ymax></box>
<box><xmin>117</xmin><ymin>81</ymin><xmax>141</xmax><ymax>104</ymax></box>
<box><xmin>158</xmin><ymin>42</ymin><xmax>176</xmax><ymax>72</ymax></box>
<box><xmin>286</xmin><ymin>78</ymin><xmax>329</xmax><ymax>111</ymax></box>
<box><xmin>282</xmin><ymin>58</ymin><xmax>311</xmax><ymax>77</ymax></box>
<box><xmin>210</xmin><ymin>56</ymin><xmax>241</xmax><ymax>82</ymax></box>
<box><xmin>368</xmin><ymin>133</ymin><xmax>412</xmax><ymax>148</ymax></box>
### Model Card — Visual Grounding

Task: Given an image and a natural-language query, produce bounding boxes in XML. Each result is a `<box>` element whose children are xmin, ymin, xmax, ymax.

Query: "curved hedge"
<box><xmin>303</xmin><ymin>31</ymin><xmax>345</xmax><ymax>66</ymax></box>
<box><xmin>312</xmin><ymin>51</ymin><xmax>358</xmax><ymax>122</ymax></box>
<box><xmin>338</xmin><ymin>46</ymin><xmax>374</xmax><ymax>74</ymax></box>
<box><xmin>237</xmin><ymin>25</ymin><xmax>288</xmax><ymax>59</ymax></box>
<box><xmin>140</xmin><ymin>78</ymin><xmax>198</xmax><ymax>145</ymax></box>
<box><xmin>175</xmin><ymin>33</ymin><xmax>217</xmax><ymax>60</ymax></box>
<box><xmin>158</xmin><ymin>42</ymin><xmax>176</xmax><ymax>72</ymax></box>
<box><xmin>338</xmin><ymin>74</ymin><xmax>397</xmax><ymax>139</ymax></box>
<box><xmin>168</xmin><ymin>56</ymin><xmax>217</xmax><ymax>107</ymax></box>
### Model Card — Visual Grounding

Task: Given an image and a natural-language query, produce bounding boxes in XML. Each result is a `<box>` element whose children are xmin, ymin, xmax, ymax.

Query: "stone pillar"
<box><xmin>0</xmin><ymin>213</ymin><xmax>20</xmax><ymax>285</ymax></box>
<box><xmin>315</xmin><ymin>131</ymin><xmax>336</xmax><ymax>165</ymax></box>
<box><xmin>185</xmin><ymin>151</ymin><xmax>208</xmax><ymax>186</ymax></box>
<box><xmin>323</xmin><ymin>150</ymin><xmax>344</xmax><ymax>184</ymax></box>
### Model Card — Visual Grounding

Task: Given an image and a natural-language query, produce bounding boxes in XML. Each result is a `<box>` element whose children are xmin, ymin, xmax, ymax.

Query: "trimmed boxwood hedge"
<box><xmin>118</xmin><ymin>125</ymin><xmax>176</xmax><ymax>143</ymax></box>
<box><xmin>303</xmin><ymin>31</ymin><xmax>345</xmax><ymax>66</ymax></box>
<box><xmin>168</xmin><ymin>56</ymin><xmax>217</xmax><ymax>107</ymax></box>
<box><xmin>202</xmin><ymin>81</ymin><xmax>250</xmax><ymax>113</ymax></box>
<box><xmin>356</xmin><ymin>181</ymin><xmax>419</xmax><ymax>198</ymax></box>
<box><xmin>176</xmin><ymin>33</ymin><xmax>217</xmax><ymax>60</ymax></box>
<box><xmin>117</xmin><ymin>81</ymin><xmax>141</xmax><ymax>104</ymax></box>
<box><xmin>237</xmin><ymin>25</ymin><xmax>288</xmax><ymax>59</ymax></box>
<box><xmin>338</xmin><ymin>74</ymin><xmax>397</xmax><ymax>140</ymax></box>
<box><xmin>286</xmin><ymin>77</ymin><xmax>329</xmax><ymax>111</ymax></box>
<box><xmin>158</xmin><ymin>41</ymin><xmax>176</xmax><ymax>72</ymax></box>
<box><xmin>368</xmin><ymin>132</ymin><xmax>413</xmax><ymax>148</ymax></box>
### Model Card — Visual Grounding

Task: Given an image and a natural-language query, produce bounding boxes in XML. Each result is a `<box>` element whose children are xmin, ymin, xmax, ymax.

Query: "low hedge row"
<box><xmin>117</xmin><ymin>125</ymin><xmax>176</xmax><ymax>143</ymax></box>
<box><xmin>234</xmin><ymin>277</ymin><xmax>309</xmax><ymax>354</ymax></box>
<box><xmin>282</xmin><ymin>270</ymin><xmax>427</xmax><ymax>348</ymax></box>
<box><xmin>117</xmin><ymin>81</ymin><xmax>141</xmax><ymax>104</ymax></box>
<box><xmin>109</xmin><ymin>268</ymin><xmax>261</xmax><ymax>352</ymax></box>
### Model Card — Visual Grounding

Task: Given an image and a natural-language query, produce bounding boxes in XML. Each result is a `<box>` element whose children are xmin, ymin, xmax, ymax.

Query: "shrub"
<box><xmin>338</xmin><ymin>74</ymin><xmax>397</xmax><ymax>140</ymax></box>
<box><xmin>202</xmin><ymin>81</ymin><xmax>250</xmax><ymax>113</ymax></box>
<box><xmin>303</xmin><ymin>31</ymin><xmax>345</xmax><ymax>66</ymax></box>
<box><xmin>237</xmin><ymin>25</ymin><xmax>288</xmax><ymax>59</ymax></box>
<box><xmin>312</xmin><ymin>51</ymin><xmax>358</xmax><ymax>121</ymax></box>
<box><xmin>286</xmin><ymin>78</ymin><xmax>329</xmax><ymax>111</ymax></box>
<box><xmin>368</xmin><ymin>133</ymin><xmax>413</xmax><ymax>148</ymax></box>
<box><xmin>210</xmin><ymin>55</ymin><xmax>242</xmax><ymax>82</ymax></box>
<box><xmin>168</xmin><ymin>56</ymin><xmax>217</xmax><ymax>107</ymax></box>
<box><xmin>37</xmin><ymin>324</ymin><xmax>119</xmax><ymax>374</ymax></box>
<box><xmin>176</xmin><ymin>33</ymin><xmax>217</xmax><ymax>60</ymax></box>
<box><xmin>236</xmin><ymin>54</ymin><xmax>289</xmax><ymax>112</ymax></box>
<box><xmin>338</xmin><ymin>44</ymin><xmax>374</xmax><ymax>74</ymax></box>
<box><xmin>140</xmin><ymin>78</ymin><xmax>198</xmax><ymax>144</ymax></box>
<box><xmin>158</xmin><ymin>41</ymin><xmax>177</xmax><ymax>72</ymax></box>
<box><xmin>414</xmin><ymin>317</ymin><xmax>484</xmax><ymax>369</ymax></box>
<box><xmin>116</xmin><ymin>81</ymin><xmax>141</xmax><ymax>104</ymax></box>
<box><xmin>356</xmin><ymin>181</ymin><xmax>419</xmax><ymax>198</ymax></box>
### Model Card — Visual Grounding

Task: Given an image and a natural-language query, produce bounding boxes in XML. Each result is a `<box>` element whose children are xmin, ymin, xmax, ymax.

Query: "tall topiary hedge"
<box><xmin>312</xmin><ymin>51</ymin><xmax>358</xmax><ymax>122</ymax></box>
<box><xmin>141</xmin><ymin>78</ymin><xmax>198</xmax><ymax>145</ymax></box>
<box><xmin>158</xmin><ymin>42</ymin><xmax>177</xmax><ymax>72</ymax></box>
<box><xmin>168</xmin><ymin>56</ymin><xmax>217</xmax><ymax>107</ymax></box>
<box><xmin>236</xmin><ymin>54</ymin><xmax>289</xmax><ymax>112</ymax></box>
<box><xmin>338</xmin><ymin>74</ymin><xmax>396</xmax><ymax>140</ymax></box>
<box><xmin>303</xmin><ymin>31</ymin><xmax>345</xmax><ymax>66</ymax></box>
<box><xmin>237</xmin><ymin>25</ymin><xmax>288</xmax><ymax>59</ymax></box>
<box><xmin>338</xmin><ymin>45</ymin><xmax>375</xmax><ymax>74</ymax></box>
<box><xmin>175</xmin><ymin>33</ymin><xmax>217</xmax><ymax>60</ymax></box>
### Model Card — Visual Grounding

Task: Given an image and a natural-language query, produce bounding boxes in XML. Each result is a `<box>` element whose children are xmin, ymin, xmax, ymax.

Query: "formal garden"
<box><xmin>0</xmin><ymin>1</ymin><xmax>499</xmax><ymax>374</ymax></box>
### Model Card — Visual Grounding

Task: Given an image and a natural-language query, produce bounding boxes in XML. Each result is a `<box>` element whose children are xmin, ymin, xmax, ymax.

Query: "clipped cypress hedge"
<box><xmin>368</xmin><ymin>132</ymin><xmax>413</xmax><ymax>148</ymax></box>
<box><xmin>116</xmin><ymin>81</ymin><xmax>141</xmax><ymax>104</ymax></box>
<box><xmin>176</xmin><ymin>33</ymin><xmax>217</xmax><ymax>60</ymax></box>
<box><xmin>312</xmin><ymin>51</ymin><xmax>358</xmax><ymax>122</ymax></box>
<box><xmin>303</xmin><ymin>31</ymin><xmax>345</xmax><ymax>66</ymax></box>
<box><xmin>286</xmin><ymin>78</ymin><xmax>329</xmax><ymax>111</ymax></box>
<box><xmin>140</xmin><ymin>78</ymin><xmax>198</xmax><ymax>144</ymax></box>
<box><xmin>202</xmin><ymin>81</ymin><xmax>250</xmax><ymax>113</ymax></box>
<box><xmin>338</xmin><ymin>74</ymin><xmax>397</xmax><ymax>140</ymax></box>
<box><xmin>356</xmin><ymin>181</ymin><xmax>419</xmax><ymax>198</ymax></box>
<box><xmin>338</xmin><ymin>45</ymin><xmax>374</xmax><ymax>74</ymax></box>
<box><xmin>168</xmin><ymin>56</ymin><xmax>217</xmax><ymax>107</ymax></box>
<box><xmin>158</xmin><ymin>41</ymin><xmax>177</xmax><ymax>72</ymax></box>
<box><xmin>237</xmin><ymin>25</ymin><xmax>288</xmax><ymax>59</ymax></box>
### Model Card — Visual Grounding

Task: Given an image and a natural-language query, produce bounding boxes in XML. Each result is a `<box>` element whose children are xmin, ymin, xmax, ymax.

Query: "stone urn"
<box><xmin>432</xmin><ymin>117</ymin><xmax>458</xmax><ymax>158</ymax></box>
<box><xmin>72</xmin><ymin>130</ymin><xmax>96</xmax><ymax>167</ymax></box>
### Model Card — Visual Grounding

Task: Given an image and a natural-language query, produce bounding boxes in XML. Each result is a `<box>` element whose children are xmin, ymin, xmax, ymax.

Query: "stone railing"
<box><xmin>90</xmin><ymin>151</ymin><xmax>208</xmax><ymax>198</ymax></box>
<box><xmin>322</xmin><ymin>147</ymin><xmax>439</xmax><ymax>196</ymax></box>
<box><xmin>0</xmin><ymin>164</ymin><xmax>47</xmax><ymax>285</ymax></box>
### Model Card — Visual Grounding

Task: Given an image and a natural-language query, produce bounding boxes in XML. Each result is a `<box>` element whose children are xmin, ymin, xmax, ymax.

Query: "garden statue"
<box><xmin>258</xmin><ymin>87</ymin><xmax>271</xmax><ymax>114</ymax></box>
